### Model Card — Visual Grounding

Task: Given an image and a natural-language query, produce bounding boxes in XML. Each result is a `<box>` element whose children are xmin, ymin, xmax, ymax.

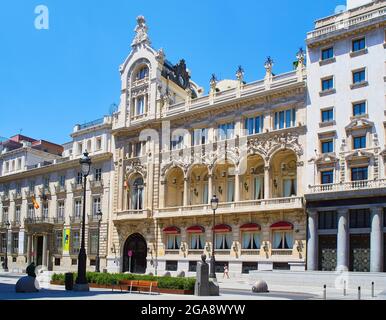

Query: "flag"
<box><xmin>124</xmin><ymin>180</ymin><xmax>129</xmax><ymax>192</ymax></box>
<box><xmin>31</xmin><ymin>196</ymin><xmax>39</xmax><ymax>209</ymax></box>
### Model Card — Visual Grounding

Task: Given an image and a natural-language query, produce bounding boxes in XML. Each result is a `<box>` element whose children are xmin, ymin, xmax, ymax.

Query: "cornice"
<box><xmin>0</xmin><ymin>152</ymin><xmax>113</xmax><ymax>183</ymax></box>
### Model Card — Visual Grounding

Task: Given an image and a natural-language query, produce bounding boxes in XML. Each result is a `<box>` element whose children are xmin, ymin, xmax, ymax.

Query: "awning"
<box><xmin>240</xmin><ymin>223</ymin><xmax>261</xmax><ymax>232</ymax></box>
<box><xmin>163</xmin><ymin>226</ymin><xmax>181</xmax><ymax>235</ymax></box>
<box><xmin>212</xmin><ymin>224</ymin><xmax>232</xmax><ymax>233</ymax></box>
<box><xmin>186</xmin><ymin>226</ymin><xmax>205</xmax><ymax>234</ymax></box>
<box><xmin>270</xmin><ymin>221</ymin><xmax>294</xmax><ymax>230</ymax></box>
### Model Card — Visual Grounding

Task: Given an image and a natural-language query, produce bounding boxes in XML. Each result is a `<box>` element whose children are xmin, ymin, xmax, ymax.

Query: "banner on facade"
<box><xmin>63</xmin><ymin>228</ymin><xmax>70</xmax><ymax>253</ymax></box>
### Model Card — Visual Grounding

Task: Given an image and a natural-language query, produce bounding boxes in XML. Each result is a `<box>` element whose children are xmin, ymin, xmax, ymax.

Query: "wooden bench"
<box><xmin>118</xmin><ymin>280</ymin><xmax>159</xmax><ymax>295</ymax></box>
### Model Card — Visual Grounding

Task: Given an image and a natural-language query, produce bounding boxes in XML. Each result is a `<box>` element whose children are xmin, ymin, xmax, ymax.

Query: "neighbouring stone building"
<box><xmin>305</xmin><ymin>0</ymin><xmax>386</xmax><ymax>273</ymax></box>
<box><xmin>0</xmin><ymin>0</ymin><xmax>385</xmax><ymax>276</ymax></box>
<box><xmin>0</xmin><ymin>117</ymin><xmax>113</xmax><ymax>273</ymax></box>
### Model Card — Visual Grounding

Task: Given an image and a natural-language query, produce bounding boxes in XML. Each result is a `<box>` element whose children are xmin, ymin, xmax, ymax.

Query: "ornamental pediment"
<box><xmin>315</xmin><ymin>153</ymin><xmax>338</xmax><ymax>165</ymax></box>
<box><xmin>345</xmin><ymin>118</ymin><xmax>374</xmax><ymax>133</ymax></box>
<box><xmin>345</xmin><ymin>150</ymin><xmax>373</xmax><ymax>161</ymax></box>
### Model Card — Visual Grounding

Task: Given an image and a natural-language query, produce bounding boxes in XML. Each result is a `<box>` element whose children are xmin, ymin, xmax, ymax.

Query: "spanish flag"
<box><xmin>31</xmin><ymin>196</ymin><xmax>40</xmax><ymax>210</ymax></box>
<box><xmin>124</xmin><ymin>180</ymin><xmax>129</xmax><ymax>192</ymax></box>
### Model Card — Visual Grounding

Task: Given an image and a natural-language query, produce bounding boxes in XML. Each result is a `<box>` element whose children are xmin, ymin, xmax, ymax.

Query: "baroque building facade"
<box><xmin>108</xmin><ymin>16</ymin><xmax>308</xmax><ymax>275</ymax></box>
<box><xmin>0</xmin><ymin>0</ymin><xmax>385</xmax><ymax>276</ymax></box>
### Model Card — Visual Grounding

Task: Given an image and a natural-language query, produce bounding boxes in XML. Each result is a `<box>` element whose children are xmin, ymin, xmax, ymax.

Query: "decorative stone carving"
<box><xmin>236</xmin><ymin>66</ymin><xmax>244</xmax><ymax>82</ymax></box>
<box><xmin>132</xmin><ymin>16</ymin><xmax>151</xmax><ymax>47</ymax></box>
<box><xmin>156</xmin><ymin>48</ymin><xmax>165</xmax><ymax>64</ymax></box>
<box><xmin>248</xmin><ymin>132</ymin><xmax>303</xmax><ymax>159</ymax></box>
<box><xmin>125</xmin><ymin>160</ymin><xmax>147</xmax><ymax>180</ymax></box>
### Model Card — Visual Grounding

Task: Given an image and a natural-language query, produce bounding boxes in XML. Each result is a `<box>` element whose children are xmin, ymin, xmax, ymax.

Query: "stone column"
<box><xmin>337</xmin><ymin>209</ymin><xmax>349</xmax><ymax>270</ymax></box>
<box><xmin>42</xmin><ymin>233</ymin><xmax>48</xmax><ymax>267</ymax></box>
<box><xmin>33</xmin><ymin>235</ymin><xmax>38</xmax><ymax>264</ymax></box>
<box><xmin>207</xmin><ymin>174</ymin><xmax>213</xmax><ymax>204</ymax></box>
<box><xmin>26</xmin><ymin>234</ymin><xmax>32</xmax><ymax>264</ymax></box>
<box><xmin>234</xmin><ymin>171</ymin><xmax>240</xmax><ymax>202</ymax></box>
<box><xmin>370</xmin><ymin>207</ymin><xmax>383</xmax><ymax>272</ymax></box>
<box><xmin>264</xmin><ymin>166</ymin><xmax>270</xmax><ymax>199</ymax></box>
<box><xmin>307</xmin><ymin>210</ymin><xmax>318</xmax><ymax>271</ymax></box>
<box><xmin>183</xmin><ymin>177</ymin><xmax>189</xmax><ymax>207</ymax></box>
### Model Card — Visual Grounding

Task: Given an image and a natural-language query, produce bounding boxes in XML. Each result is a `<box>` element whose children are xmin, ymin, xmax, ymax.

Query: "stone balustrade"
<box><xmin>155</xmin><ymin>197</ymin><xmax>303</xmax><ymax>218</ymax></box>
<box><xmin>309</xmin><ymin>179</ymin><xmax>386</xmax><ymax>193</ymax></box>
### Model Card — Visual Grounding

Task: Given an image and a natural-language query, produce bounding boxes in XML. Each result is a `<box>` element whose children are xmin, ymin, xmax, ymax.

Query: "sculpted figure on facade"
<box><xmin>132</xmin><ymin>15</ymin><xmax>150</xmax><ymax>47</ymax></box>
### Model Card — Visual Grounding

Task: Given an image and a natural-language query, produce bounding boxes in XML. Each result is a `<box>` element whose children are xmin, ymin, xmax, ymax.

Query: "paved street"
<box><xmin>0</xmin><ymin>273</ymin><xmax>385</xmax><ymax>300</ymax></box>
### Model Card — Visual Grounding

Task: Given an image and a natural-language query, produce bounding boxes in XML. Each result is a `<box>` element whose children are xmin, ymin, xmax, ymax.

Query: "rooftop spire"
<box><xmin>131</xmin><ymin>15</ymin><xmax>151</xmax><ymax>48</ymax></box>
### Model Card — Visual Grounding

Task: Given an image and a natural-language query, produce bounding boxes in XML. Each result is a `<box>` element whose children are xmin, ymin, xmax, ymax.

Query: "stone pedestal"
<box><xmin>73</xmin><ymin>283</ymin><xmax>90</xmax><ymax>292</ymax></box>
<box><xmin>195</xmin><ymin>255</ymin><xmax>219</xmax><ymax>296</ymax></box>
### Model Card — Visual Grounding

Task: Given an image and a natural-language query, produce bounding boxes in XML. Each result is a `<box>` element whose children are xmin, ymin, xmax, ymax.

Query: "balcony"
<box><xmin>308</xmin><ymin>179</ymin><xmax>386</xmax><ymax>194</ymax></box>
<box><xmin>88</xmin><ymin>214</ymin><xmax>103</xmax><ymax>224</ymax></box>
<box><xmin>155</xmin><ymin>197</ymin><xmax>304</xmax><ymax>218</ymax></box>
<box><xmin>24</xmin><ymin>189</ymin><xmax>35</xmax><ymax>198</ymax></box>
<box><xmin>0</xmin><ymin>194</ymin><xmax>10</xmax><ymax>202</ymax></box>
<box><xmin>240</xmin><ymin>249</ymin><xmax>260</xmax><ymax>256</ymax></box>
<box><xmin>71</xmin><ymin>182</ymin><xmax>83</xmax><ymax>193</ymax></box>
<box><xmin>90</xmin><ymin>179</ymin><xmax>103</xmax><ymax>191</ymax></box>
<box><xmin>271</xmin><ymin>249</ymin><xmax>293</xmax><ymax>256</ymax></box>
<box><xmin>70</xmin><ymin>215</ymin><xmax>82</xmax><ymax>224</ymax></box>
<box><xmin>54</xmin><ymin>184</ymin><xmax>67</xmax><ymax>194</ymax></box>
<box><xmin>11</xmin><ymin>221</ymin><xmax>21</xmax><ymax>228</ymax></box>
<box><xmin>307</xmin><ymin>4</ymin><xmax>386</xmax><ymax>42</ymax></box>
<box><xmin>12</xmin><ymin>192</ymin><xmax>22</xmax><ymax>201</ymax></box>
<box><xmin>114</xmin><ymin>209</ymin><xmax>151</xmax><ymax>221</ymax></box>
<box><xmin>24</xmin><ymin>217</ymin><xmax>55</xmax><ymax>225</ymax></box>
<box><xmin>38</xmin><ymin>187</ymin><xmax>51</xmax><ymax>197</ymax></box>
<box><xmin>53</xmin><ymin>216</ymin><xmax>65</xmax><ymax>225</ymax></box>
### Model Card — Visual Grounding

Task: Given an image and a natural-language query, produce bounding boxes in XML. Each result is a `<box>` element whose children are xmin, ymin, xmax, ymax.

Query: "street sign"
<box><xmin>128</xmin><ymin>250</ymin><xmax>133</xmax><ymax>257</ymax></box>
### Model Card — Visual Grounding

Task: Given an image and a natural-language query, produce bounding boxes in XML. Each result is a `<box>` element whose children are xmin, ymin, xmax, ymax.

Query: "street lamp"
<box><xmin>74</xmin><ymin>151</ymin><xmax>91</xmax><ymax>291</ymax></box>
<box><xmin>95</xmin><ymin>209</ymin><xmax>103</xmax><ymax>273</ymax></box>
<box><xmin>3</xmin><ymin>221</ymin><xmax>10</xmax><ymax>272</ymax></box>
<box><xmin>210</xmin><ymin>195</ymin><xmax>219</xmax><ymax>279</ymax></box>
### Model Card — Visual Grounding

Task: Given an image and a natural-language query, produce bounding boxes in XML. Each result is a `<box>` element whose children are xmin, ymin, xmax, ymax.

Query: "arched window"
<box><xmin>130</xmin><ymin>177</ymin><xmax>144</xmax><ymax>210</ymax></box>
<box><xmin>136</xmin><ymin>66</ymin><xmax>149</xmax><ymax>80</ymax></box>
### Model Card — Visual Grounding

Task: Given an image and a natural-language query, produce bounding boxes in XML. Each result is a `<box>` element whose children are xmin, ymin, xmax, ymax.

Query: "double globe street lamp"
<box><xmin>74</xmin><ymin>151</ymin><xmax>92</xmax><ymax>291</ymax></box>
<box><xmin>209</xmin><ymin>195</ymin><xmax>219</xmax><ymax>279</ymax></box>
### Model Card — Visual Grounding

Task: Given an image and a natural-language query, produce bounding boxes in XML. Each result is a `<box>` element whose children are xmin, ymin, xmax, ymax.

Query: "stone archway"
<box><xmin>122</xmin><ymin>233</ymin><xmax>147</xmax><ymax>274</ymax></box>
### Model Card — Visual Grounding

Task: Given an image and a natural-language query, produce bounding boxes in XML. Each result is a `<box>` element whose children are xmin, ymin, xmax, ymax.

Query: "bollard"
<box><xmin>358</xmin><ymin>286</ymin><xmax>361</xmax><ymax>300</ymax></box>
<box><xmin>371</xmin><ymin>282</ymin><xmax>374</xmax><ymax>298</ymax></box>
<box><xmin>343</xmin><ymin>280</ymin><xmax>346</xmax><ymax>296</ymax></box>
<box><xmin>323</xmin><ymin>285</ymin><xmax>327</xmax><ymax>300</ymax></box>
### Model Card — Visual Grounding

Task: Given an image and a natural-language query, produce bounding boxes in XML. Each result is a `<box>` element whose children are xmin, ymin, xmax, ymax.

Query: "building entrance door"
<box><xmin>350</xmin><ymin>234</ymin><xmax>370</xmax><ymax>272</ymax></box>
<box><xmin>122</xmin><ymin>233</ymin><xmax>147</xmax><ymax>274</ymax></box>
<box><xmin>36</xmin><ymin>236</ymin><xmax>43</xmax><ymax>266</ymax></box>
<box><xmin>318</xmin><ymin>235</ymin><xmax>337</xmax><ymax>271</ymax></box>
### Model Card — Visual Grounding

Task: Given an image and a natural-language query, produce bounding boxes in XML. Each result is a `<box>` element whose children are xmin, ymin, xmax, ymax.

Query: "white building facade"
<box><xmin>305</xmin><ymin>0</ymin><xmax>386</xmax><ymax>272</ymax></box>
<box><xmin>0</xmin><ymin>118</ymin><xmax>113</xmax><ymax>273</ymax></box>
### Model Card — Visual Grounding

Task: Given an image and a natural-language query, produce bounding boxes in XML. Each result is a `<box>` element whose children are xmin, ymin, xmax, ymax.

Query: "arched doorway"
<box><xmin>122</xmin><ymin>233</ymin><xmax>147</xmax><ymax>274</ymax></box>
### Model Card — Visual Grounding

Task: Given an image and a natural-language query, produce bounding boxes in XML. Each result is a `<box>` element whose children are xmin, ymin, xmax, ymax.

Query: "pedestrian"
<box><xmin>223</xmin><ymin>265</ymin><xmax>230</xmax><ymax>279</ymax></box>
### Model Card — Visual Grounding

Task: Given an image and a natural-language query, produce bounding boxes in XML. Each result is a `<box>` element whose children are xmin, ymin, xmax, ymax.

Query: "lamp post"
<box><xmin>74</xmin><ymin>151</ymin><xmax>91</xmax><ymax>291</ymax></box>
<box><xmin>4</xmin><ymin>221</ymin><xmax>10</xmax><ymax>272</ymax></box>
<box><xmin>210</xmin><ymin>195</ymin><xmax>219</xmax><ymax>279</ymax></box>
<box><xmin>95</xmin><ymin>209</ymin><xmax>103</xmax><ymax>273</ymax></box>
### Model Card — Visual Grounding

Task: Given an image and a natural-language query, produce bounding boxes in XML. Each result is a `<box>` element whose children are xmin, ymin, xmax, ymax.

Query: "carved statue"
<box><xmin>132</xmin><ymin>16</ymin><xmax>151</xmax><ymax>47</ymax></box>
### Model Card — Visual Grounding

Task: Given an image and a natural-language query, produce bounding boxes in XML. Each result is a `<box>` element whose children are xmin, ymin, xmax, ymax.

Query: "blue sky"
<box><xmin>0</xmin><ymin>0</ymin><xmax>343</xmax><ymax>144</ymax></box>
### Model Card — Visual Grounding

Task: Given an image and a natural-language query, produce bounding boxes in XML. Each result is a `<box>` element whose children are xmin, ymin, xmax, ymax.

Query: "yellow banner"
<box><xmin>63</xmin><ymin>228</ymin><xmax>70</xmax><ymax>252</ymax></box>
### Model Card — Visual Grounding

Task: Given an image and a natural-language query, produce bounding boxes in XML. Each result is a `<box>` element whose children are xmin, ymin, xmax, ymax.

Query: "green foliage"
<box><xmin>51</xmin><ymin>272</ymin><xmax>196</xmax><ymax>290</ymax></box>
